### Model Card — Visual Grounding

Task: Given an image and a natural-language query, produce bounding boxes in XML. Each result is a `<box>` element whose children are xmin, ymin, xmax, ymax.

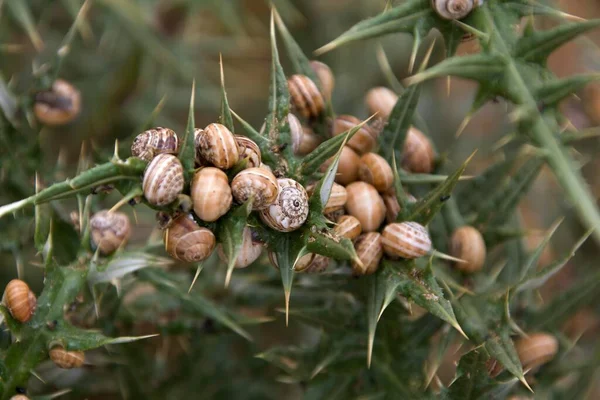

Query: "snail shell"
<box><xmin>432</xmin><ymin>0</ymin><xmax>480</xmax><ymax>20</ymax></box>
<box><xmin>236</xmin><ymin>135</ymin><xmax>261</xmax><ymax>169</ymax></box>
<box><xmin>365</xmin><ymin>87</ymin><xmax>398</xmax><ymax>121</ymax></box>
<box><xmin>34</xmin><ymin>79</ymin><xmax>81</xmax><ymax>126</ymax></box>
<box><xmin>321</xmin><ymin>146</ymin><xmax>361</xmax><ymax>186</ymax></box>
<box><xmin>310</xmin><ymin>60</ymin><xmax>335</xmax><ymax>100</ymax></box>
<box><xmin>449</xmin><ymin>226</ymin><xmax>486</xmax><ymax>273</ymax></box>
<box><xmin>49</xmin><ymin>346</ymin><xmax>85</xmax><ymax>369</ymax></box>
<box><xmin>402</xmin><ymin>127</ymin><xmax>435</xmax><ymax>174</ymax></box>
<box><xmin>332</xmin><ymin>115</ymin><xmax>377</xmax><ymax>155</ymax></box>
<box><xmin>323</xmin><ymin>183</ymin><xmax>347</xmax><ymax>214</ymax></box>
<box><xmin>383</xmin><ymin>192</ymin><xmax>417</xmax><ymax>223</ymax></box>
<box><xmin>358</xmin><ymin>152</ymin><xmax>393</xmax><ymax>192</ymax></box>
<box><xmin>345</xmin><ymin>182</ymin><xmax>386</xmax><ymax>232</ymax></box>
<box><xmin>231</xmin><ymin>167</ymin><xmax>279</xmax><ymax>210</ymax></box>
<box><xmin>143</xmin><ymin>154</ymin><xmax>184</xmax><ymax>206</ymax></box>
<box><xmin>4</xmin><ymin>280</ymin><xmax>36</xmax><ymax>323</ymax></box>
<box><xmin>287</xmin><ymin>74</ymin><xmax>325</xmax><ymax>120</ymax></box>
<box><xmin>131</xmin><ymin>127</ymin><xmax>179</xmax><ymax>162</ymax></box>
<box><xmin>164</xmin><ymin>214</ymin><xmax>216</xmax><ymax>262</ymax></box>
<box><xmin>191</xmin><ymin>167</ymin><xmax>232</xmax><ymax>222</ymax></box>
<box><xmin>352</xmin><ymin>232</ymin><xmax>383</xmax><ymax>275</ymax></box>
<box><xmin>334</xmin><ymin>215</ymin><xmax>362</xmax><ymax>240</ymax></box>
<box><xmin>382</xmin><ymin>222</ymin><xmax>431</xmax><ymax>259</ymax></box>
<box><xmin>269</xmin><ymin>251</ymin><xmax>330</xmax><ymax>273</ymax></box>
<box><xmin>10</xmin><ymin>395</ymin><xmax>30</xmax><ymax>400</ymax></box>
<box><xmin>260</xmin><ymin>178</ymin><xmax>309</xmax><ymax>232</ymax></box>
<box><xmin>515</xmin><ymin>333</ymin><xmax>558</xmax><ymax>371</ymax></box>
<box><xmin>195</xmin><ymin>123</ymin><xmax>239</xmax><ymax>169</ymax></box>
<box><xmin>289</xmin><ymin>114</ymin><xmax>321</xmax><ymax>155</ymax></box>
<box><xmin>90</xmin><ymin>210</ymin><xmax>131</xmax><ymax>255</ymax></box>
<box><xmin>217</xmin><ymin>226</ymin><xmax>263</xmax><ymax>268</ymax></box>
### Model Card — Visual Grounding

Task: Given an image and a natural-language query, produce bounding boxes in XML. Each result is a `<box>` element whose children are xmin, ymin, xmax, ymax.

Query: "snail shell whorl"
<box><xmin>402</xmin><ymin>127</ymin><xmax>435</xmax><ymax>174</ymax></box>
<box><xmin>164</xmin><ymin>214</ymin><xmax>216</xmax><ymax>262</ymax></box>
<box><xmin>382</xmin><ymin>222</ymin><xmax>431</xmax><ymax>259</ymax></box>
<box><xmin>515</xmin><ymin>332</ymin><xmax>558</xmax><ymax>371</ymax></box>
<box><xmin>191</xmin><ymin>167</ymin><xmax>232</xmax><ymax>222</ymax></box>
<box><xmin>449</xmin><ymin>226</ymin><xmax>486</xmax><ymax>273</ymax></box>
<box><xmin>131</xmin><ymin>127</ymin><xmax>179</xmax><ymax>162</ymax></box>
<box><xmin>143</xmin><ymin>154</ymin><xmax>184</xmax><ymax>206</ymax></box>
<box><xmin>231</xmin><ymin>168</ymin><xmax>279</xmax><ymax>210</ymax></box>
<box><xmin>345</xmin><ymin>182</ymin><xmax>386</xmax><ymax>232</ymax></box>
<box><xmin>217</xmin><ymin>226</ymin><xmax>263</xmax><ymax>268</ymax></box>
<box><xmin>195</xmin><ymin>123</ymin><xmax>239</xmax><ymax>169</ymax></box>
<box><xmin>260</xmin><ymin>178</ymin><xmax>309</xmax><ymax>232</ymax></box>
<box><xmin>235</xmin><ymin>136</ymin><xmax>261</xmax><ymax>169</ymax></box>
<box><xmin>358</xmin><ymin>152</ymin><xmax>394</xmax><ymax>192</ymax></box>
<box><xmin>49</xmin><ymin>346</ymin><xmax>85</xmax><ymax>369</ymax></box>
<box><xmin>432</xmin><ymin>0</ymin><xmax>480</xmax><ymax>20</ymax></box>
<box><xmin>334</xmin><ymin>215</ymin><xmax>362</xmax><ymax>240</ymax></box>
<box><xmin>332</xmin><ymin>115</ymin><xmax>377</xmax><ymax>154</ymax></box>
<box><xmin>353</xmin><ymin>232</ymin><xmax>383</xmax><ymax>275</ymax></box>
<box><xmin>4</xmin><ymin>280</ymin><xmax>36</xmax><ymax>323</ymax></box>
<box><xmin>287</xmin><ymin>74</ymin><xmax>325</xmax><ymax>120</ymax></box>
<box><xmin>34</xmin><ymin>79</ymin><xmax>81</xmax><ymax>125</ymax></box>
<box><xmin>90</xmin><ymin>210</ymin><xmax>131</xmax><ymax>255</ymax></box>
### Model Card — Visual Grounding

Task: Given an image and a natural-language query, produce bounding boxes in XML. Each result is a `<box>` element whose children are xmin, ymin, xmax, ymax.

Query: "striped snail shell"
<box><xmin>365</xmin><ymin>87</ymin><xmax>398</xmax><ymax>121</ymax></box>
<box><xmin>231</xmin><ymin>167</ymin><xmax>279</xmax><ymax>210</ymax></box>
<box><xmin>332</xmin><ymin>115</ymin><xmax>377</xmax><ymax>155</ymax></box>
<box><xmin>236</xmin><ymin>136</ymin><xmax>261</xmax><ymax>169</ymax></box>
<box><xmin>402</xmin><ymin>127</ymin><xmax>435</xmax><ymax>174</ymax></box>
<box><xmin>190</xmin><ymin>167</ymin><xmax>232</xmax><ymax>222</ymax></box>
<box><xmin>310</xmin><ymin>60</ymin><xmax>335</xmax><ymax>100</ymax></box>
<box><xmin>49</xmin><ymin>346</ymin><xmax>85</xmax><ymax>369</ymax></box>
<box><xmin>515</xmin><ymin>333</ymin><xmax>558</xmax><ymax>372</ymax></box>
<box><xmin>352</xmin><ymin>232</ymin><xmax>383</xmax><ymax>275</ymax></box>
<box><xmin>269</xmin><ymin>252</ymin><xmax>330</xmax><ymax>273</ymax></box>
<box><xmin>289</xmin><ymin>114</ymin><xmax>321</xmax><ymax>155</ymax></box>
<box><xmin>260</xmin><ymin>178</ymin><xmax>309</xmax><ymax>232</ymax></box>
<box><xmin>358</xmin><ymin>152</ymin><xmax>393</xmax><ymax>192</ymax></box>
<box><xmin>131</xmin><ymin>127</ymin><xmax>179</xmax><ymax>162</ymax></box>
<box><xmin>90</xmin><ymin>210</ymin><xmax>131</xmax><ymax>255</ymax></box>
<box><xmin>143</xmin><ymin>154</ymin><xmax>184</xmax><ymax>206</ymax></box>
<box><xmin>194</xmin><ymin>123</ymin><xmax>239</xmax><ymax>169</ymax></box>
<box><xmin>334</xmin><ymin>215</ymin><xmax>362</xmax><ymax>240</ymax></box>
<box><xmin>33</xmin><ymin>79</ymin><xmax>81</xmax><ymax>126</ymax></box>
<box><xmin>383</xmin><ymin>192</ymin><xmax>417</xmax><ymax>223</ymax></box>
<box><xmin>449</xmin><ymin>226</ymin><xmax>486</xmax><ymax>273</ymax></box>
<box><xmin>164</xmin><ymin>214</ymin><xmax>216</xmax><ymax>262</ymax></box>
<box><xmin>4</xmin><ymin>280</ymin><xmax>36</xmax><ymax>323</ymax></box>
<box><xmin>287</xmin><ymin>74</ymin><xmax>325</xmax><ymax>120</ymax></box>
<box><xmin>432</xmin><ymin>0</ymin><xmax>481</xmax><ymax>20</ymax></box>
<box><xmin>323</xmin><ymin>183</ymin><xmax>347</xmax><ymax>214</ymax></box>
<box><xmin>345</xmin><ymin>182</ymin><xmax>386</xmax><ymax>232</ymax></box>
<box><xmin>217</xmin><ymin>226</ymin><xmax>263</xmax><ymax>268</ymax></box>
<box><xmin>381</xmin><ymin>222</ymin><xmax>431</xmax><ymax>259</ymax></box>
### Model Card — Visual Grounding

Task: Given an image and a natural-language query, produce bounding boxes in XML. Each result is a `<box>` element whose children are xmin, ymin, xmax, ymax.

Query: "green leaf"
<box><xmin>219</xmin><ymin>55</ymin><xmax>234</xmax><ymax>132</ymax></box>
<box><xmin>178</xmin><ymin>81</ymin><xmax>196</xmax><ymax>182</ymax></box>
<box><xmin>48</xmin><ymin>323</ymin><xmax>157</xmax><ymax>351</ymax></box>
<box><xmin>484</xmin><ymin>329</ymin><xmax>529</xmax><ymax>390</ymax></box>
<box><xmin>305</xmin><ymin>229</ymin><xmax>359</xmax><ymax>264</ymax></box>
<box><xmin>217</xmin><ymin>202</ymin><xmax>252</xmax><ymax>288</ymax></box>
<box><xmin>447</xmin><ymin>348</ymin><xmax>496</xmax><ymax>400</ymax></box>
<box><xmin>535</xmin><ymin>74</ymin><xmax>600</xmax><ymax>107</ymax></box>
<box><xmin>87</xmin><ymin>252</ymin><xmax>173</xmax><ymax>286</ymax></box>
<box><xmin>272</xmin><ymin>232</ymin><xmax>305</xmax><ymax>326</ymax></box>
<box><xmin>516</xmin><ymin>218</ymin><xmax>562</xmax><ymax>284</ymax></box>
<box><xmin>273</xmin><ymin>8</ymin><xmax>317</xmax><ymax>81</ymax></box>
<box><xmin>230</xmin><ymin>109</ymin><xmax>274</xmax><ymax>165</ymax></box>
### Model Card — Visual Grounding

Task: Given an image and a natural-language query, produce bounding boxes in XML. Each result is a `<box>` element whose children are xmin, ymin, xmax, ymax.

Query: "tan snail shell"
<box><xmin>515</xmin><ymin>333</ymin><xmax>559</xmax><ymax>371</ymax></box>
<box><xmin>345</xmin><ymin>182</ymin><xmax>386</xmax><ymax>232</ymax></box>
<box><xmin>287</xmin><ymin>74</ymin><xmax>325</xmax><ymax>120</ymax></box>
<box><xmin>10</xmin><ymin>395</ymin><xmax>30</xmax><ymax>400</ymax></box>
<box><xmin>402</xmin><ymin>127</ymin><xmax>435</xmax><ymax>174</ymax></box>
<box><xmin>269</xmin><ymin>252</ymin><xmax>330</xmax><ymax>273</ymax></box>
<box><xmin>236</xmin><ymin>135</ymin><xmax>261</xmax><ymax>169</ymax></box>
<box><xmin>231</xmin><ymin>167</ymin><xmax>279</xmax><ymax>210</ymax></box>
<box><xmin>352</xmin><ymin>232</ymin><xmax>383</xmax><ymax>275</ymax></box>
<box><xmin>289</xmin><ymin>114</ymin><xmax>321</xmax><ymax>155</ymax></box>
<box><xmin>365</xmin><ymin>87</ymin><xmax>398</xmax><ymax>121</ymax></box>
<box><xmin>432</xmin><ymin>0</ymin><xmax>481</xmax><ymax>20</ymax></box>
<box><xmin>164</xmin><ymin>214</ymin><xmax>216</xmax><ymax>262</ymax></box>
<box><xmin>195</xmin><ymin>123</ymin><xmax>239</xmax><ymax>169</ymax></box>
<box><xmin>260</xmin><ymin>178</ymin><xmax>309</xmax><ymax>232</ymax></box>
<box><xmin>190</xmin><ymin>167</ymin><xmax>232</xmax><ymax>222</ymax></box>
<box><xmin>4</xmin><ymin>280</ymin><xmax>36</xmax><ymax>323</ymax></box>
<box><xmin>217</xmin><ymin>227</ymin><xmax>263</xmax><ymax>268</ymax></box>
<box><xmin>33</xmin><ymin>79</ymin><xmax>81</xmax><ymax>126</ymax></box>
<box><xmin>333</xmin><ymin>215</ymin><xmax>362</xmax><ymax>240</ymax></box>
<box><xmin>449</xmin><ymin>226</ymin><xmax>486</xmax><ymax>273</ymax></box>
<box><xmin>382</xmin><ymin>222</ymin><xmax>431</xmax><ymax>259</ymax></box>
<box><xmin>358</xmin><ymin>153</ymin><xmax>393</xmax><ymax>192</ymax></box>
<box><xmin>332</xmin><ymin>115</ymin><xmax>377</xmax><ymax>155</ymax></box>
<box><xmin>321</xmin><ymin>146</ymin><xmax>361</xmax><ymax>186</ymax></box>
<box><xmin>142</xmin><ymin>154</ymin><xmax>184</xmax><ymax>206</ymax></box>
<box><xmin>383</xmin><ymin>192</ymin><xmax>417</xmax><ymax>223</ymax></box>
<box><xmin>310</xmin><ymin>60</ymin><xmax>335</xmax><ymax>100</ymax></box>
<box><xmin>90</xmin><ymin>210</ymin><xmax>131</xmax><ymax>255</ymax></box>
<box><xmin>49</xmin><ymin>346</ymin><xmax>85</xmax><ymax>369</ymax></box>
<box><xmin>323</xmin><ymin>183</ymin><xmax>347</xmax><ymax>214</ymax></box>
<box><xmin>131</xmin><ymin>127</ymin><xmax>179</xmax><ymax>162</ymax></box>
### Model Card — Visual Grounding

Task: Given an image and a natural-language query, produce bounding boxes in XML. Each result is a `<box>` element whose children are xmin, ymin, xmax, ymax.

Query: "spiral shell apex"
<box><xmin>90</xmin><ymin>210</ymin><xmax>131</xmax><ymax>255</ymax></box>
<box><xmin>260</xmin><ymin>178</ymin><xmax>309</xmax><ymax>232</ymax></box>
<box><xmin>382</xmin><ymin>222</ymin><xmax>431</xmax><ymax>259</ymax></box>
<box><xmin>164</xmin><ymin>214</ymin><xmax>216</xmax><ymax>262</ymax></box>
<box><xmin>432</xmin><ymin>0</ymin><xmax>481</xmax><ymax>20</ymax></box>
<box><xmin>34</xmin><ymin>79</ymin><xmax>81</xmax><ymax>125</ymax></box>
<box><xmin>4</xmin><ymin>280</ymin><xmax>36</xmax><ymax>323</ymax></box>
<box><xmin>49</xmin><ymin>346</ymin><xmax>85</xmax><ymax>369</ymax></box>
<box><xmin>143</xmin><ymin>154</ymin><xmax>184</xmax><ymax>206</ymax></box>
<box><xmin>131</xmin><ymin>127</ymin><xmax>179</xmax><ymax>161</ymax></box>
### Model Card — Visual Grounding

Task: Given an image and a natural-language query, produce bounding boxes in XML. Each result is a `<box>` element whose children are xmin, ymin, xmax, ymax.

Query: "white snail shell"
<box><xmin>236</xmin><ymin>136</ymin><xmax>261</xmax><ymax>169</ymax></box>
<box><xmin>142</xmin><ymin>154</ymin><xmax>184</xmax><ymax>206</ymax></box>
<box><xmin>260</xmin><ymin>178</ymin><xmax>309</xmax><ymax>232</ymax></box>
<box><xmin>90</xmin><ymin>210</ymin><xmax>131</xmax><ymax>255</ymax></box>
<box><xmin>432</xmin><ymin>0</ymin><xmax>481</xmax><ymax>20</ymax></box>
<box><xmin>381</xmin><ymin>222</ymin><xmax>431</xmax><ymax>259</ymax></box>
<box><xmin>190</xmin><ymin>167</ymin><xmax>232</xmax><ymax>222</ymax></box>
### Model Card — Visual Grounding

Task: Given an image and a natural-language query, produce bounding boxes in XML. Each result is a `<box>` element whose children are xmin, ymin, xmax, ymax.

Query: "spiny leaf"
<box><xmin>535</xmin><ymin>74</ymin><xmax>600</xmax><ymax>107</ymax></box>
<box><xmin>219</xmin><ymin>54</ymin><xmax>234</xmax><ymax>132</ymax></box>
<box><xmin>87</xmin><ymin>252</ymin><xmax>173</xmax><ymax>286</ymax></box>
<box><xmin>273</xmin><ymin>232</ymin><xmax>305</xmax><ymax>326</ymax></box>
<box><xmin>516</xmin><ymin>218</ymin><xmax>563</xmax><ymax>284</ymax></box>
<box><xmin>447</xmin><ymin>348</ymin><xmax>501</xmax><ymax>400</ymax></box>
<box><xmin>230</xmin><ymin>109</ymin><xmax>274</xmax><ymax>165</ymax></box>
<box><xmin>178</xmin><ymin>80</ymin><xmax>196</xmax><ymax>181</ymax></box>
<box><xmin>273</xmin><ymin>8</ymin><xmax>317</xmax><ymax>80</ymax></box>
<box><xmin>305</xmin><ymin>229</ymin><xmax>359</xmax><ymax>265</ymax></box>
<box><xmin>49</xmin><ymin>323</ymin><xmax>157</xmax><ymax>351</ymax></box>
<box><xmin>484</xmin><ymin>329</ymin><xmax>529</xmax><ymax>391</ymax></box>
<box><xmin>218</xmin><ymin>202</ymin><xmax>253</xmax><ymax>288</ymax></box>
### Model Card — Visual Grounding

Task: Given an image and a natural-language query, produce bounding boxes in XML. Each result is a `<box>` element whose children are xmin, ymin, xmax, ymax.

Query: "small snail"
<box><xmin>49</xmin><ymin>346</ymin><xmax>85</xmax><ymax>369</ymax></box>
<box><xmin>217</xmin><ymin>226</ymin><xmax>263</xmax><ymax>268</ymax></box>
<box><xmin>289</xmin><ymin>114</ymin><xmax>321</xmax><ymax>155</ymax></box>
<box><xmin>381</xmin><ymin>222</ymin><xmax>431</xmax><ymax>259</ymax></box>
<box><xmin>195</xmin><ymin>123</ymin><xmax>239</xmax><ymax>169</ymax></box>
<box><xmin>332</xmin><ymin>115</ymin><xmax>377</xmax><ymax>155</ymax></box>
<box><xmin>432</xmin><ymin>0</ymin><xmax>481</xmax><ymax>20</ymax></box>
<box><xmin>402</xmin><ymin>127</ymin><xmax>435</xmax><ymax>174</ymax></box>
<box><xmin>191</xmin><ymin>167</ymin><xmax>232</xmax><ymax>222</ymax></box>
<box><xmin>287</xmin><ymin>74</ymin><xmax>325</xmax><ymax>120</ymax></box>
<box><xmin>164</xmin><ymin>214</ymin><xmax>216</xmax><ymax>262</ymax></box>
<box><xmin>131</xmin><ymin>127</ymin><xmax>179</xmax><ymax>162</ymax></box>
<box><xmin>333</xmin><ymin>215</ymin><xmax>362</xmax><ymax>240</ymax></box>
<box><xmin>269</xmin><ymin>251</ymin><xmax>330</xmax><ymax>273</ymax></box>
<box><xmin>4</xmin><ymin>280</ymin><xmax>36</xmax><ymax>323</ymax></box>
<box><xmin>449</xmin><ymin>226</ymin><xmax>486</xmax><ymax>273</ymax></box>
<box><xmin>515</xmin><ymin>333</ymin><xmax>558</xmax><ymax>372</ymax></box>
<box><xmin>90</xmin><ymin>210</ymin><xmax>131</xmax><ymax>255</ymax></box>
<box><xmin>231</xmin><ymin>167</ymin><xmax>279</xmax><ymax>210</ymax></box>
<box><xmin>323</xmin><ymin>183</ymin><xmax>347</xmax><ymax>214</ymax></box>
<box><xmin>33</xmin><ymin>79</ymin><xmax>81</xmax><ymax>125</ymax></box>
<box><xmin>365</xmin><ymin>87</ymin><xmax>398</xmax><ymax>121</ymax></box>
<box><xmin>260</xmin><ymin>178</ymin><xmax>309</xmax><ymax>232</ymax></box>
<box><xmin>358</xmin><ymin>153</ymin><xmax>393</xmax><ymax>192</ymax></box>
<box><xmin>236</xmin><ymin>136</ymin><xmax>261</xmax><ymax>169</ymax></box>
<box><xmin>10</xmin><ymin>395</ymin><xmax>30</xmax><ymax>400</ymax></box>
<box><xmin>321</xmin><ymin>146</ymin><xmax>361</xmax><ymax>186</ymax></box>
<box><xmin>345</xmin><ymin>182</ymin><xmax>386</xmax><ymax>232</ymax></box>
<box><xmin>352</xmin><ymin>232</ymin><xmax>383</xmax><ymax>275</ymax></box>
<box><xmin>310</xmin><ymin>60</ymin><xmax>335</xmax><ymax>100</ymax></box>
<box><xmin>142</xmin><ymin>154</ymin><xmax>184</xmax><ymax>206</ymax></box>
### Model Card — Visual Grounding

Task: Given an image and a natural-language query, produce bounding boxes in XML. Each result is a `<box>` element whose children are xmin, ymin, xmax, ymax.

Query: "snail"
<box><xmin>49</xmin><ymin>346</ymin><xmax>85</xmax><ymax>369</ymax></box>
<box><xmin>289</xmin><ymin>114</ymin><xmax>321</xmax><ymax>155</ymax></box>
<box><xmin>287</xmin><ymin>74</ymin><xmax>325</xmax><ymax>120</ymax></box>
<box><xmin>260</xmin><ymin>178</ymin><xmax>309</xmax><ymax>232</ymax></box>
<box><xmin>90</xmin><ymin>210</ymin><xmax>131</xmax><ymax>255</ymax></box>
<box><xmin>345</xmin><ymin>182</ymin><xmax>386</xmax><ymax>232</ymax></box>
<box><xmin>365</xmin><ymin>87</ymin><xmax>398</xmax><ymax>121</ymax></box>
<box><xmin>231</xmin><ymin>167</ymin><xmax>279</xmax><ymax>210</ymax></box>
<box><xmin>333</xmin><ymin>215</ymin><xmax>362</xmax><ymax>240</ymax></box>
<box><xmin>142</xmin><ymin>154</ymin><xmax>184</xmax><ymax>206</ymax></box>
<box><xmin>269</xmin><ymin>251</ymin><xmax>330</xmax><ymax>273</ymax></box>
<box><xmin>432</xmin><ymin>0</ymin><xmax>481</xmax><ymax>20</ymax></box>
<box><xmin>33</xmin><ymin>79</ymin><xmax>81</xmax><ymax>126</ymax></box>
<box><xmin>190</xmin><ymin>167</ymin><xmax>232</xmax><ymax>222</ymax></box>
<box><xmin>217</xmin><ymin>226</ymin><xmax>263</xmax><ymax>268</ymax></box>
<box><xmin>323</xmin><ymin>183</ymin><xmax>348</xmax><ymax>214</ymax></box>
<box><xmin>358</xmin><ymin>152</ymin><xmax>394</xmax><ymax>192</ymax></box>
<box><xmin>321</xmin><ymin>146</ymin><xmax>361</xmax><ymax>186</ymax></box>
<box><xmin>402</xmin><ymin>127</ymin><xmax>435</xmax><ymax>174</ymax></box>
<box><xmin>164</xmin><ymin>214</ymin><xmax>216</xmax><ymax>262</ymax></box>
<box><xmin>236</xmin><ymin>136</ymin><xmax>261</xmax><ymax>169</ymax></box>
<box><xmin>449</xmin><ymin>226</ymin><xmax>486</xmax><ymax>273</ymax></box>
<box><xmin>332</xmin><ymin>115</ymin><xmax>377</xmax><ymax>154</ymax></box>
<box><xmin>352</xmin><ymin>232</ymin><xmax>383</xmax><ymax>275</ymax></box>
<box><xmin>195</xmin><ymin>123</ymin><xmax>239</xmax><ymax>169</ymax></box>
<box><xmin>381</xmin><ymin>222</ymin><xmax>431</xmax><ymax>259</ymax></box>
<box><xmin>3</xmin><ymin>279</ymin><xmax>36</xmax><ymax>323</ymax></box>
<box><xmin>131</xmin><ymin>127</ymin><xmax>179</xmax><ymax>162</ymax></box>
<box><xmin>515</xmin><ymin>333</ymin><xmax>559</xmax><ymax>372</ymax></box>
<box><xmin>10</xmin><ymin>395</ymin><xmax>30</xmax><ymax>400</ymax></box>
<box><xmin>310</xmin><ymin>60</ymin><xmax>335</xmax><ymax>100</ymax></box>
